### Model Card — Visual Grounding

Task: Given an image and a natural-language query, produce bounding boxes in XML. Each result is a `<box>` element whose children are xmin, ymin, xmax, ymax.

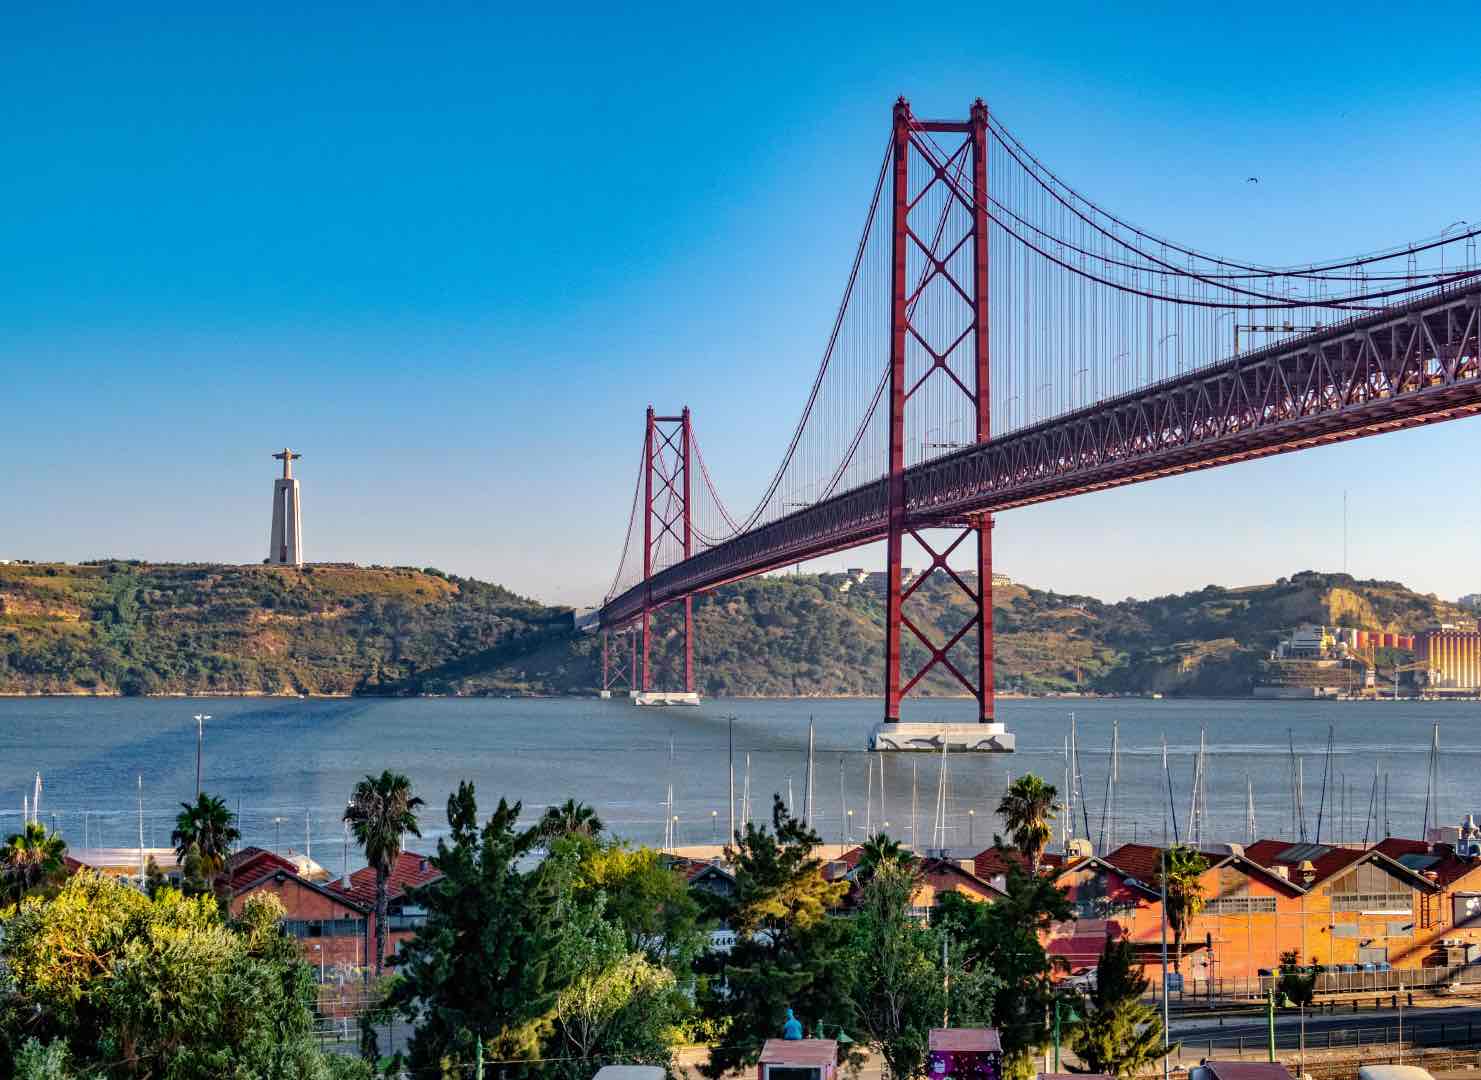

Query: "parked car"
<box><xmin>1064</xmin><ymin>967</ymin><xmax>1097</xmax><ymax>991</ymax></box>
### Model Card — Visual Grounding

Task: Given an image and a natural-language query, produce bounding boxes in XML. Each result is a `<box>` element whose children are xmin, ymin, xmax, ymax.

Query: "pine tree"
<box><xmin>384</xmin><ymin>782</ymin><xmax>567</xmax><ymax>1073</ymax></box>
<box><xmin>700</xmin><ymin>796</ymin><xmax>852</xmax><ymax>1079</ymax></box>
<box><xmin>1067</xmin><ymin>937</ymin><xmax>1171</xmax><ymax>1079</ymax></box>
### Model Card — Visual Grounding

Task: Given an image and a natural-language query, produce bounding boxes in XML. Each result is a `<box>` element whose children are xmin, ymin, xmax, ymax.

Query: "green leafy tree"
<box><xmin>1067</xmin><ymin>937</ymin><xmax>1171</xmax><ymax>1078</ymax></box>
<box><xmin>343</xmin><ymin>770</ymin><xmax>424</xmax><ymax>975</ymax></box>
<box><xmin>0</xmin><ymin>872</ymin><xmax>363</xmax><ymax>1078</ymax></box>
<box><xmin>1</xmin><ymin>823</ymin><xmax>68</xmax><ymax>905</ymax></box>
<box><xmin>996</xmin><ymin>774</ymin><xmax>1059</xmax><ymax>874</ymax></box>
<box><xmin>574</xmin><ymin>842</ymin><xmax>705</xmax><ymax>969</ymax></box>
<box><xmin>546</xmin><ymin>887</ymin><xmax>684</xmax><ymax>1080</ymax></box>
<box><xmin>537</xmin><ymin>799</ymin><xmax>605</xmax><ymax>841</ymax></box>
<box><xmin>935</xmin><ymin>866</ymin><xmax>1073</xmax><ymax>1074</ymax></box>
<box><xmin>384</xmin><ymin>782</ymin><xmax>568</xmax><ymax>1072</ymax></box>
<box><xmin>856</xmin><ymin>832</ymin><xmax>914</xmax><ymax>885</ymax></box>
<box><xmin>1159</xmin><ymin>845</ymin><xmax>1207</xmax><ymax>973</ymax></box>
<box><xmin>1276</xmin><ymin>950</ymin><xmax>1317</xmax><ymax>1008</ymax></box>
<box><xmin>700</xmin><ymin>796</ymin><xmax>852</xmax><ymax>1079</ymax></box>
<box><xmin>844</xmin><ymin>859</ymin><xmax>994</xmax><ymax>1080</ymax></box>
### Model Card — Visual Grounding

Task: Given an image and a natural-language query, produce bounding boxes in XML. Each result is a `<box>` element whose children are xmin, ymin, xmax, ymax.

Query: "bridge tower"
<box><xmin>599</xmin><ymin>625</ymin><xmax>637</xmax><ymax>698</ymax></box>
<box><xmin>637</xmin><ymin>406</ymin><xmax>699</xmax><ymax>705</ymax></box>
<box><xmin>875</xmin><ymin>97</ymin><xmax>1007</xmax><ymax>750</ymax></box>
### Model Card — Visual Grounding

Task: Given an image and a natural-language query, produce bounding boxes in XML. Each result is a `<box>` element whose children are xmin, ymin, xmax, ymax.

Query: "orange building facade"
<box><xmin>1030</xmin><ymin>837</ymin><xmax>1481</xmax><ymax>984</ymax></box>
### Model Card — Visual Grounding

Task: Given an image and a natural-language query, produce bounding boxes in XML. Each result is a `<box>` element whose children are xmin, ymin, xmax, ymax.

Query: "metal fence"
<box><xmin>1171</xmin><ymin>1017</ymin><xmax>1481</xmax><ymax>1062</ymax></box>
<box><xmin>1165</xmin><ymin>961</ymin><xmax>1481</xmax><ymax>1003</ymax></box>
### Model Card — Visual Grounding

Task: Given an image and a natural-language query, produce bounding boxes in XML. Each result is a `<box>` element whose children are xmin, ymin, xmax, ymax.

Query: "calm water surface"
<box><xmin>2</xmin><ymin>696</ymin><xmax>1478</xmax><ymax>864</ymax></box>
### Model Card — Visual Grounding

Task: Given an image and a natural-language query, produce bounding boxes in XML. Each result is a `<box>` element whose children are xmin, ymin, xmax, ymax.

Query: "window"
<box><xmin>1204</xmin><ymin>896</ymin><xmax>1277</xmax><ymax>915</ymax></box>
<box><xmin>1328</xmin><ymin>863</ymin><xmax>1413</xmax><ymax>913</ymax></box>
<box><xmin>281</xmin><ymin>917</ymin><xmax>362</xmax><ymax>938</ymax></box>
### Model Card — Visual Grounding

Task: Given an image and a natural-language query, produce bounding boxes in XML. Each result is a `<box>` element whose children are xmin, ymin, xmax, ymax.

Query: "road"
<box><xmin>1171</xmin><ymin>1002</ymin><xmax>1481</xmax><ymax>1057</ymax></box>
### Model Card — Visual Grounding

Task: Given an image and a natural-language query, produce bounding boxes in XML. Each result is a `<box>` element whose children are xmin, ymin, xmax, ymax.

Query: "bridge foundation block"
<box><xmin>870</xmin><ymin>721</ymin><xmax>1014</xmax><ymax>753</ymax></box>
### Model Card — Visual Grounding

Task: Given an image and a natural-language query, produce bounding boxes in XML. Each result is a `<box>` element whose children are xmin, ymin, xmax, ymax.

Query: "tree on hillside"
<box><xmin>935</xmin><ymin>866</ymin><xmax>1073</xmax><ymax>1073</ymax></box>
<box><xmin>996</xmin><ymin>774</ymin><xmax>1059</xmax><ymax>873</ymax></box>
<box><xmin>1159</xmin><ymin>845</ymin><xmax>1207</xmax><ymax>973</ymax></box>
<box><xmin>1</xmin><ymin>822</ymin><xmax>68</xmax><ymax>905</ymax></box>
<box><xmin>170</xmin><ymin>793</ymin><xmax>240</xmax><ymax>900</ymax></box>
<box><xmin>1067</xmin><ymin>936</ymin><xmax>1171</xmax><ymax>1078</ymax></box>
<box><xmin>344</xmin><ymin>770</ymin><xmax>423</xmax><ymax>975</ymax></box>
<box><xmin>700</xmin><ymin>796</ymin><xmax>852</xmax><ymax>1079</ymax></box>
<box><xmin>385</xmin><ymin>783</ymin><xmax>568</xmax><ymax>1071</ymax></box>
<box><xmin>537</xmin><ymin>799</ymin><xmax>605</xmax><ymax>841</ymax></box>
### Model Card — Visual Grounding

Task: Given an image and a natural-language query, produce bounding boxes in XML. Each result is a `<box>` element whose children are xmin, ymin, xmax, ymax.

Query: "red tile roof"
<box><xmin>971</xmin><ymin>846</ymin><xmax>1064</xmax><ymax>879</ymax></box>
<box><xmin>1373</xmin><ymin>837</ymin><xmax>1481</xmax><ymax>888</ymax></box>
<box><xmin>329</xmin><ymin>849</ymin><xmax>442</xmax><ymax>907</ymax></box>
<box><xmin>1101</xmin><ymin>843</ymin><xmax>1168</xmax><ymax>881</ymax></box>
<box><xmin>1241</xmin><ymin>839</ymin><xmax>1366</xmax><ymax>886</ymax></box>
<box><xmin>920</xmin><ymin>857</ymin><xmax>1007</xmax><ymax>900</ymax></box>
<box><xmin>226</xmin><ymin>847</ymin><xmax>299</xmax><ymax>893</ymax></box>
<box><xmin>668</xmin><ymin>856</ymin><xmax>735</xmax><ymax>885</ymax></box>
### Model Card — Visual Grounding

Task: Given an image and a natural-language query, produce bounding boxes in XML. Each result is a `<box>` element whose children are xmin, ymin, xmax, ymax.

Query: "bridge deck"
<box><xmin>601</xmin><ymin>284</ymin><xmax>1480</xmax><ymax>629</ymax></box>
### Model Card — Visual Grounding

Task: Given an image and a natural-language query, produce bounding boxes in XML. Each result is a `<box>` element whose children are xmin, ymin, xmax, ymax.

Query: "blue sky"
<box><xmin>4</xmin><ymin>4</ymin><xmax>1481</xmax><ymax>607</ymax></box>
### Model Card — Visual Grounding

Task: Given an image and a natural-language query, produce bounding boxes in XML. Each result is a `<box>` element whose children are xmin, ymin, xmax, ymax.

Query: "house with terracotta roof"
<box><xmin>227</xmin><ymin>847</ymin><xmax>370</xmax><ymax>972</ymax></box>
<box><xmin>1239</xmin><ymin>839</ymin><xmax>1433</xmax><ymax>971</ymax></box>
<box><xmin>1098</xmin><ymin>842</ymin><xmax>1315</xmax><ymax>981</ymax></box>
<box><xmin>1080</xmin><ymin>838</ymin><xmax>1440</xmax><ymax>982</ymax></box>
<box><xmin>1372</xmin><ymin>830</ymin><xmax>1481</xmax><ymax>968</ymax></box>
<box><xmin>829</xmin><ymin>847</ymin><xmax>1004</xmax><ymax>915</ymax></box>
<box><xmin>327</xmin><ymin>849</ymin><xmax>443</xmax><ymax>967</ymax></box>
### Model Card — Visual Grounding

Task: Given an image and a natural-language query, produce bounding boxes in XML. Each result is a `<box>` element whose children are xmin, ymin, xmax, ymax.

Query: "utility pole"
<box><xmin>1266</xmin><ymin>987</ymin><xmax>1276</xmax><ymax>1062</ymax></box>
<box><xmin>137</xmin><ymin>775</ymin><xmax>145</xmax><ymax>888</ymax></box>
<box><xmin>1161</xmin><ymin>846</ymin><xmax>1170</xmax><ymax>1080</ymax></box>
<box><xmin>728</xmin><ymin>715</ymin><xmax>735</xmax><ymax>847</ymax></box>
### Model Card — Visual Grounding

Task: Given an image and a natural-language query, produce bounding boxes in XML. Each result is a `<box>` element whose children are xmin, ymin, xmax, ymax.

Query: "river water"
<box><xmin>2</xmin><ymin>696</ymin><xmax>1477</xmax><ymax>865</ymax></box>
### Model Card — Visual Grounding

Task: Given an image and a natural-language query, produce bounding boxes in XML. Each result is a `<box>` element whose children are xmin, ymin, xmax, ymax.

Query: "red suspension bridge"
<box><xmin>592</xmin><ymin>97</ymin><xmax>1481</xmax><ymax>747</ymax></box>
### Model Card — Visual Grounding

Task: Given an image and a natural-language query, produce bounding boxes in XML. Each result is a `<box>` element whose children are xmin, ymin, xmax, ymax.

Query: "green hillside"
<box><xmin>0</xmin><ymin>562</ymin><xmax>1468</xmax><ymax>698</ymax></box>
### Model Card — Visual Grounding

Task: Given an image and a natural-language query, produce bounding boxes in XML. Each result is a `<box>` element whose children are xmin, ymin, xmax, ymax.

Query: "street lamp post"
<box><xmin>847</xmin><ymin>809</ymin><xmax>854</xmax><ymax>842</ymax></box>
<box><xmin>711</xmin><ymin>810</ymin><xmax>717</xmax><ymax>843</ymax></box>
<box><xmin>273</xmin><ymin>816</ymin><xmax>286</xmax><ymax>855</ymax></box>
<box><xmin>193</xmin><ymin>713</ymin><xmax>211</xmax><ymax>797</ymax></box>
<box><xmin>968</xmin><ymin>808</ymin><xmax>975</xmax><ymax>847</ymax></box>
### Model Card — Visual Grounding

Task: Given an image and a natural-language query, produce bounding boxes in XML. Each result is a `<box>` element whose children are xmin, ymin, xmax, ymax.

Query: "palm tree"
<box><xmin>535</xmin><ymin>798</ymin><xmax>604</xmax><ymax>841</ymax></box>
<box><xmin>855</xmin><ymin>832</ymin><xmax>914</xmax><ymax>884</ymax></box>
<box><xmin>1160</xmin><ymin>844</ymin><xmax>1208</xmax><ymax>972</ymax></box>
<box><xmin>996</xmin><ymin>773</ymin><xmax>1059</xmax><ymax>874</ymax></box>
<box><xmin>344</xmin><ymin>770</ymin><xmax>424</xmax><ymax>975</ymax></box>
<box><xmin>1</xmin><ymin>822</ymin><xmax>68</xmax><ymax>904</ymax></box>
<box><xmin>171</xmin><ymin>793</ymin><xmax>241</xmax><ymax>897</ymax></box>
